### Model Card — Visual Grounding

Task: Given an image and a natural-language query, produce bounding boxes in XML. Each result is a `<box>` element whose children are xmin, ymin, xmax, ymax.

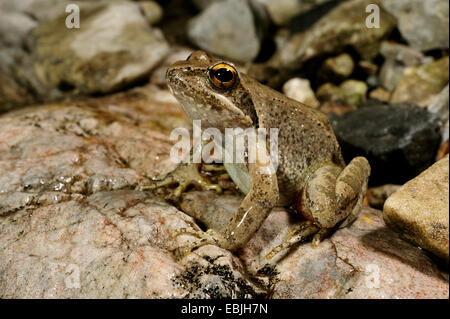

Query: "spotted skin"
<box><xmin>165</xmin><ymin>51</ymin><xmax>371</xmax><ymax>258</ymax></box>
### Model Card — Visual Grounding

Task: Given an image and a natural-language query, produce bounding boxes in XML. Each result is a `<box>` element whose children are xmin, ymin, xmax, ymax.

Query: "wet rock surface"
<box><xmin>0</xmin><ymin>88</ymin><xmax>264</xmax><ymax>298</ymax></box>
<box><xmin>384</xmin><ymin>155</ymin><xmax>449</xmax><ymax>262</ymax></box>
<box><xmin>330</xmin><ymin>102</ymin><xmax>442</xmax><ymax>185</ymax></box>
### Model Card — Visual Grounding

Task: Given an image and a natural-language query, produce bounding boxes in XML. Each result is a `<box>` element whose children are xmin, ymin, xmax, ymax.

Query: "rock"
<box><xmin>282</xmin><ymin>77</ymin><xmax>319</xmax><ymax>108</ymax></box>
<box><xmin>0</xmin><ymin>69</ymin><xmax>35</xmax><ymax>113</ymax></box>
<box><xmin>316</xmin><ymin>82</ymin><xmax>343</xmax><ymax>103</ymax></box>
<box><xmin>316</xmin><ymin>80</ymin><xmax>367</xmax><ymax>107</ymax></box>
<box><xmin>180</xmin><ymin>192</ymin><xmax>449</xmax><ymax>298</ymax></box>
<box><xmin>390</xmin><ymin>57</ymin><xmax>449</xmax><ymax>107</ymax></box>
<box><xmin>279</xmin><ymin>0</ymin><xmax>396</xmax><ymax>70</ymax></box>
<box><xmin>28</xmin><ymin>1</ymin><xmax>170</xmax><ymax>95</ymax></box>
<box><xmin>0</xmin><ymin>85</ymin><xmax>189</xmax><ymax>196</ymax></box>
<box><xmin>380</xmin><ymin>61</ymin><xmax>406</xmax><ymax>92</ymax></box>
<box><xmin>319</xmin><ymin>53</ymin><xmax>355</xmax><ymax>82</ymax></box>
<box><xmin>358</xmin><ymin>60</ymin><xmax>378</xmax><ymax>76</ymax></box>
<box><xmin>255</xmin><ymin>0</ymin><xmax>332</xmax><ymax>26</ymax></box>
<box><xmin>339</xmin><ymin>79</ymin><xmax>367</xmax><ymax>106</ymax></box>
<box><xmin>379</xmin><ymin>41</ymin><xmax>429</xmax><ymax>91</ymax></box>
<box><xmin>0</xmin><ymin>9</ymin><xmax>43</xmax><ymax>111</ymax></box>
<box><xmin>384</xmin><ymin>155</ymin><xmax>449</xmax><ymax>262</ymax></box>
<box><xmin>0</xmin><ymin>0</ymin><xmax>103</xmax><ymax>23</ymax></box>
<box><xmin>369</xmin><ymin>87</ymin><xmax>391</xmax><ymax>102</ymax></box>
<box><xmin>139</xmin><ymin>1</ymin><xmax>164</xmax><ymax>25</ymax></box>
<box><xmin>330</xmin><ymin>102</ymin><xmax>442</xmax><ymax>185</ymax></box>
<box><xmin>0</xmin><ymin>84</ymin><xmax>448</xmax><ymax>298</ymax></box>
<box><xmin>315</xmin><ymin>83</ymin><xmax>357</xmax><ymax>115</ymax></box>
<box><xmin>382</xmin><ymin>0</ymin><xmax>449</xmax><ymax>51</ymax></box>
<box><xmin>267</xmin><ymin>207</ymin><xmax>449</xmax><ymax>298</ymax></box>
<box><xmin>317</xmin><ymin>101</ymin><xmax>356</xmax><ymax>116</ymax></box>
<box><xmin>0</xmin><ymin>86</ymin><xmax>268</xmax><ymax>298</ymax></box>
<box><xmin>367</xmin><ymin>184</ymin><xmax>401</xmax><ymax>209</ymax></box>
<box><xmin>427</xmin><ymin>85</ymin><xmax>449</xmax><ymax>144</ymax></box>
<box><xmin>0</xmin><ymin>9</ymin><xmax>37</xmax><ymax>47</ymax></box>
<box><xmin>187</xmin><ymin>0</ymin><xmax>261</xmax><ymax>62</ymax></box>
<box><xmin>380</xmin><ymin>41</ymin><xmax>428</xmax><ymax>67</ymax></box>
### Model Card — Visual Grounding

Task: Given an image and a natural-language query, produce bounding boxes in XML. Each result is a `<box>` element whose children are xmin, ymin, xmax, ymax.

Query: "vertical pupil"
<box><xmin>214</xmin><ymin>68</ymin><xmax>234</xmax><ymax>82</ymax></box>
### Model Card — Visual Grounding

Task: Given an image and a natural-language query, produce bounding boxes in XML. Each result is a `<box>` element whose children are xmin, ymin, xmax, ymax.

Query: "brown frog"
<box><xmin>159</xmin><ymin>51</ymin><xmax>370</xmax><ymax>259</ymax></box>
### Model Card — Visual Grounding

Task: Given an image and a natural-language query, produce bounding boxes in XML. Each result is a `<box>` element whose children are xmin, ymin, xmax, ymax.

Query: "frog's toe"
<box><xmin>171</xmin><ymin>227</ymin><xmax>226</xmax><ymax>257</ymax></box>
<box><xmin>139</xmin><ymin>178</ymin><xmax>175</xmax><ymax>192</ymax></box>
<box><xmin>265</xmin><ymin>221</ymin><xmax>320</xmax><ymax>260</ymax></box>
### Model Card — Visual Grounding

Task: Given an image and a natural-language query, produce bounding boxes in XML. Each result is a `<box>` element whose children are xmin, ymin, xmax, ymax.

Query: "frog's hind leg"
<box><xmin>300</xmin><ymin>157</ymin><xmax>370</xmax><ymax>230</ymax></box>
<box><xmin>266</xmin><ymin>157</ymin><xmax>370</xmax><ymax>260</ymax></box>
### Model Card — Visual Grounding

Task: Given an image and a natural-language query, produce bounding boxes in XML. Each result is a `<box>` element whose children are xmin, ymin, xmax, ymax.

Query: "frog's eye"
<box><xmin>208</xmin><ymin>63</ymin><xmax>238</xmax><ymax>90</ymax></box>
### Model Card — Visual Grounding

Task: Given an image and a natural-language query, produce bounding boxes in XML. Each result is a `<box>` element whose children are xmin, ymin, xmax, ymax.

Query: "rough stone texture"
<box><xmin>330</xmin><ymin>102</ymin><xmax>442</xmax><ymax>186</ymax></box>
<box><xmin>384</xmin><ymin>155</ymin><xmax>449</xmax><ymax>262</ymax></box>
<box><xmin>390</xmin><ymin>57</ymin><xmax>450</xmax><ymax>107</ymax></box>
<box><xmin>0</xmin><ymin>86</ymin><xmax>266</xmax><ymax>298</ymax></box>
<box><xmin>279</xmin><ymin>0</ymin><xmax>396</xmax><ymax>70</ymax></box>
<box><xmin>382</xmin><ymin>0</ymin><xmax>449</xmax><ymax>51</ymax></box>
<box><xmin>180</xmin><ymin>192</ymin><xmax>449</xmax><ymax>298</ymax></box>
<box><xmin>187</xmin><ymin>0</ymin><xmax>261</xmax><ymax>62</ymax></box>
<box><xmin>28</xmin><ymin>1</ymin><xmax>170</xmax><ymax>95</ymax></box>
<box><xmin>282</xmin><ymin>77</ymin><xmax>319</xmax><ymax>108</ymax></box>
<box><xmin>0</xmin><ymin>85</ymin><xmax>448</xmax><ymax>298</ymax></box>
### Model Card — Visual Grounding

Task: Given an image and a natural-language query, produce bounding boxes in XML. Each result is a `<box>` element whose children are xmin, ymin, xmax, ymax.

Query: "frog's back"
<box><xmin>241</xmin><ymin>75</ymin><xmax>344</xmax><ymax>203</ymax></box>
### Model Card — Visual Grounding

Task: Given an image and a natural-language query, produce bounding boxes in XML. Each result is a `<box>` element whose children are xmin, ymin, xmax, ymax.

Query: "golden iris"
<box><xmin>208</xmin><ymin>63</ymin><xmax>238</xmax><ymax>89</ymax></box>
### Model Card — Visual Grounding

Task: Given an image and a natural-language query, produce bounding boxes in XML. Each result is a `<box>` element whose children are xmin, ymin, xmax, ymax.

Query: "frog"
<box><xmin>158</xmin><ymin>50</ymin><xmax>370</xmax><ymax>260</ymax></box>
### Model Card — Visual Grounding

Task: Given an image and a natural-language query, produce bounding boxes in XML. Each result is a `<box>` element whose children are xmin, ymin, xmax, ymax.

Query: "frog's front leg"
<box><xmin>139</xmin><ymin>162</ymin><xmax>222</xmax><ymax>198</ymax></box>
<box><xmin>173</xmin><ymin>159</ymin><xmax>279</xmax><ymax>255</ymax></box>
<box><xmin>267</xmin><ymin>157</ymin><xmax>370</xmax><ymax>260</ymax></box>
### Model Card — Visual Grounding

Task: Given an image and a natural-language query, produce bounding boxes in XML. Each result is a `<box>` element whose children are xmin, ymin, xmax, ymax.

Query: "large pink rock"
<box><xmin>0</xmin><ymin>86</ymin><xmax>264</xmax><ymax>298</ymax></box>
<box><xmin>0</xmin><ymin>85</ymin><xmax>447</xmax><ymax>298</ymax></box>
